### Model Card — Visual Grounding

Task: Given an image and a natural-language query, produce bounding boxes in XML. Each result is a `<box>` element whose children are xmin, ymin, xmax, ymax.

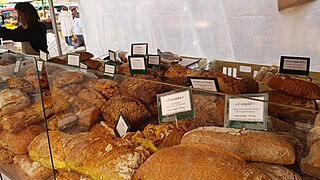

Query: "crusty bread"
<box><xmin>101</xmin><ymin>95</ymin><xmax>151</xmax><ymax>131</ymax></box>
<box><xmin>56</xmin><ymin>170</ymin><xmax>93</xmax><ymax>180</ymax></box>
<box><xmin>267</xmin><ymin>74</ymin><xmax>320</xmax><ymax>100</ymax></box>
<box><xmin>181</xmin><ymin>126</ymin><xmax>296</xmax><ymax>164</ymax></box>
<box><xmin>0</xmin><ymin>147</ymin><xmax>14</xmax><ymax>164</ymax></box>
<box><xmin>92</xmin><ymin>78</ymin><xmax>119</xmax><ymax>99</ymax></box>
<box><xmin>77</xmin><ymin>88</ymin><xmax>106</xmax><ymax>108</ymax></box>
<box><xmin>82</xmin><ymin>59</ymin><xmax>103</xmax><ymax>70</ymax></box>
<box><xmin>75</xmin><ymin>51</ymin><xmax>94</xmax><ymax>61</ymax></box>
<box><xmin>0</xmin><ymin>88</ymin><xmax>30</xmax><ymax>117</ymax></box>
<box><xmin>47</xmin><ymin>113</ymin><xmax>79</xmax><ymax>131</ymax></box>
<box><xmin>301</xmin><ymin>140</ymin><xmax>320</xmax><ymax>177</ymax></box>
<box><xmin>28</xmin><ymin>130</ymin><xmax>150</xmax><ymax>180</ymax></box>
<box><xmin>120</xmin><ymin>74</ymin><xmax>164</xmax><ymax>104</ymax></box>
<box><xmin>13</xmin><ymin>154</ymin><xmax>52</xmax><ymax>180</ymax></box>
<box><xmin>306</xmin><ymin>127</ymin><xmax>320</xmax><ymax>148</ymax></box>
<box><xmin>61</xmin><ymin>84</ymin><xmax>83</xmax><ymax>95</ymax></box>
<box><xmin>5</xmin><ymin>77</ymin><xmax>34</xmax><ymax>93</ymax></box>
<box><xmin>249</xmin><ymin>163</ymin><xmax>302</xmax><ymax>180</ymax></box>
<box><xmin>193</xmin><ymin>94</ymin><xmax>225</xmax><ymax>126</ymax></box>
<box><xmin>52</xmin><ymin>70</ymin><xmax>84</xmax><ymax>87</ymax></box>
<box><xmin>315</xmin><ymin>113</ymin><xmax>320</xmax><ymax>127</ymax></box>
<box><xmin>133</xmin><ymin>143</ymin><xmax>269</xmax><ymax>180</ymax></box>
<box><xmin>0</xmin><ymin>125</ymin><xmax>44</xmax><ymax>155</ymax></box>
<box><xmin>24</xmin><ymin>67</ymin><xmax>48</xmax><ymax>89</ymax></box>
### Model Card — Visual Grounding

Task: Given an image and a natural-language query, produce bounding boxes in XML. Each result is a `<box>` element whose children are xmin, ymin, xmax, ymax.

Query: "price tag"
<box><xmin>80</xmin><ymin>63</ymin><xmax>87</xmax><ymax>73</ymax></box>
<box><xmin>279</xmin><ymin>56</ymin><xmax>310</xmax><ymax>75</ymax></box>
<box><xmin>13</xmin><ymin>60</ymin><xmax>22</xmax><ymax>74</ymax></box>
<box><xmin>39</xmin><ymin>50</ymin><xmax>48</xmax><ymax>61</ymax></box>
<box><xmin>37</xmin><ymin>60</ymin><xmax>44</xmax><ymax>72</ymax></box>
<box><xmin>0</xmin><ymin>38</ymin><xmax>3</xmax><ymax>46</ymax></box>
<box><xmin>104</xmin><ymin>63</ymin><xmax>116</xmax><ymax>74</ymax></box>
<box><xmin>114</xmin><ymin>113</ymin><xmax>130</xmax><ymax>138</ymax></box>
<box><xmin>109</xmin><ymin>50</ymin><xmax>116</xmax><ymax>61</ymax></box>
<box><xmin>128</xmin><ymin>56</ymin><xmax>147</xmax><ymax>74</ymax></box>
<box><xmin>131</xmin><ymin>43</ymin><xmax>148</xmax><ymax>55</ymax></box>
<box><xmin>188</xmin><ymin>77</ymin><xmax>219</xmax><ymax>92</ymax></box>
<box><xmin>225</xmin><ymin>93</ymin><xmax>268</xmax><ymax>130</ymax></box>
<box><xmin>67</xmin><ymin>53</ymin><xmax>80</xmax><ymax>67</ymax></box>
<box><xmin>157</xmin><ymin>89</ymin><xmax>194</xmax><ymax>122</ymax></box>
<box><xmin>147</xmin><ymin>55</ymin><xmax>160</xmax><ymax>69</ymax></box>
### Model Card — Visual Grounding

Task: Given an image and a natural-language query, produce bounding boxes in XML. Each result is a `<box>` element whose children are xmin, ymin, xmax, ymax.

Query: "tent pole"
<box><xmin>48</xmin><ymin>0</ymin><xmax>62</xmax><ymax>56</ymax></box>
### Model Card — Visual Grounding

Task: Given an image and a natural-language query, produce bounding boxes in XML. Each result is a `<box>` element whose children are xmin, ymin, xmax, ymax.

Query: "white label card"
<box><xmin>80</xmin><ymin>63</ymin><xmax>87</xmax><ymax>69</ymax></box>
<box><xmin>39</xmin><ymin>50</ymin><xmax>48</xmax><ymax>61</ymax></box>
<box><xmin>37</xmin><ymin>60</ymin><xmax>44</xmax><ymax>72</ymax></box>
<box><xmin>130</xmin><ymin>57</ymin><xmax>146</xmax><ymax>70</ymax></box>
<box><xmin>13</xmin><ymin>60</ymin><xmax>21</xmax><ymax>73</ymax></box>
<box><xmin>104</xmin><ymin>64</ymin><xmax>115</xmax><ymax>74</ymax></box>
<box><xmin>109</xmin><ymin>50</ymin><xmax>116</xmax><ymax>61</ymax></box>
<box><xmin>0</xmin><ymin>38</ymin><xmax>3</xmax><ymax>46</ymax></box>
<box><xmin>148</xmin><ymin>55</ymin><xmax>160</xmax><ymax>65</ymax></box>
<box><xmin>228</xmin><ymin>96</ymin><xmax>264</xmax><ymax>122</ymax></box>
<box><xmin>160</xmin><ymin>90</ymin><xmax>192</xmax><ymax>116</ymax></box>
<box><xmin>67</xmin><ymin>54</ymin><xmax>80</xmax><ymax>66</ymax></box>
<box><xmin>283</xmin><ymin>58</ymin><xmax>308</xmax><ymax>71</ymax></box>
<box><xmin>190</xmin><ymin>78</ymin><xmax>217</xmax><ymax>91</ymax></box>
<box><xmin>115</xmin><ymin>115</ymin><xmax>130</xmax><ymax>137</ymax></box>
<box><xmin>132</xmin><ymin>44</ymin><xmax>148</xmax><ymax>55</ymax></box>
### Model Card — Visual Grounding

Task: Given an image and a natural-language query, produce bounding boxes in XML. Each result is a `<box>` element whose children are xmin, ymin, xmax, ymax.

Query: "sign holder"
<box><xmin>128</xmin><ymin>55</ymin><xmax>147</xmax><ymax>74</ymax></box>
<box><xmin>224</xmin><ymin>93</ymin><xmax>268</xmax><ymax>130</ymax></box>
<box><xmin>279</xmin><ymin>56</ymin><xmax>310</xmax><ymax>75</ymax></box>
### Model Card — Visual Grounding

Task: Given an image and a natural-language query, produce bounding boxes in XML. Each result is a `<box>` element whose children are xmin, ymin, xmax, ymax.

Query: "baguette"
<box><xmin>267</xmin><ymin>74</ymin><xmax>320</xmax><ymax>100</ymax></box>
<box><xmin>181</xmin><ymin>126</ymin><xmax>296</xmax><ymax>164</ymax></box>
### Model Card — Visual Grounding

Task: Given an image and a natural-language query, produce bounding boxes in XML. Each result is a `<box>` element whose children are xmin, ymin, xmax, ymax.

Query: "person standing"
<box><xmin>0</xmin><ymin>2</ymin><xmax>48</xmax><ymax>55</ymax></box>
<box><xmin>71</xmin><ymin>8</ymin><xmax>85</xmax><ymax>49</ymax></box>
<box><xmin>58</xmin><ymin>6</ymin><xmax>73</xmax><ymax>46</ymax></box>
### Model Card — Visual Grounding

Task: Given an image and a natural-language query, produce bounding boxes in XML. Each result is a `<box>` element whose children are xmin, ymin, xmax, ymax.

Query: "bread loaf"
<box><xmin>133</xmin><ymin>143</ymin><xmax>269</xmax><ymax>180</ymax></box>
<box><xmin>249</xmin><ymin>163</ymin><xmax>301</xmax><ymax>180</ymax></box>
<box><xmin>92</xmin><ymin>78</ymin><xmax>119</xmax><ymax>99</ymax></box>
<box><xmin>75</xmin><ymin>51</ymin><xmax>94</xmax><ymax>61</ymax></box>
<box><xmin>28</xmin><ymin>130</ymin><xmax>150</xmax><ymax>180</ymax></box>
<box><xmin>56</xmin><ymin>170</ymin><xmax>93</xmax><ymax>180</ymax></box>
<box><xmin>101</xmin><ymin>95</ymin><xmax>151</xmax><ymax>131</ymax></box>
<box><xmin>181</xmin><ymin>126</ymin><xmax>296</xmax><ymax>164</ymax></box>
<box><xmin>0</xmin><ymin>125</ymin><xmax>44</xmax><ymax>154</ymax></box>
<box><xmin>301</xmin><ymin>140</ymin><xmax>320</xmax><ymax>177</ymax></box>
<box><xmin>5</xmin><ymin>77</ymin><xmax>34</xmax><ymax>93</ymax></box>
<box><xmin>306</xmin><ymin>127</ymin><xmax>320</xmax><ymax>148</ymax></box>
<box><xmin>52</xmin><ymin>70</ymin><xmax>84</xmax><ymax>87</ymax></box>
<box><xmin>82</xmin><ymin>59</ymin><xmax>103</xmax><ymax>70</ymax></box>
<box><xmin>77</xmin><ymin>88</ymin><xmax>106</xmax><ymax>108</ymax></box>
<box><xmin>0</xmin><ymin>88</ymin><xmax>30</xmax><ymax>116</ymax></box>
<box><xmin>14</xmin><ymin>154</ymin><xmax>52</xmax><ymax>180</ymax></box>
<box><xmin>0</xmin><ymin>147</ymin><xmax>14</xmax><ymax>164</ymax></box>
<box><xmin>120</xmin><ymin>74</ymin><xmax>164</xmax><ymax>104</ymax></box>
<box><xmin>267</xmin><ymin>74</ymin><xmax>320</xmax><ymax>99</ymax></box>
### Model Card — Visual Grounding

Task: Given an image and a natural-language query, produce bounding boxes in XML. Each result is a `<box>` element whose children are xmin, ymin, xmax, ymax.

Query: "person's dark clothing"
<box><xmin>0</xmin><ymin>21</ymin><xmax>48</xmax><ymax>53</ymax></box>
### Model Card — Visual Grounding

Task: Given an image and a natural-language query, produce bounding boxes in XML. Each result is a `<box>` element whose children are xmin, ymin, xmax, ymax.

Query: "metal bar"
<box><xmin>48</xmin><ymin>0</ymin><xmax>62</xmax><ymax>56</ymax></box>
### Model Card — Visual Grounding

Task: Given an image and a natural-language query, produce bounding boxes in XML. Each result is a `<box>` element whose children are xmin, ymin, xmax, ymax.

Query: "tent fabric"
<box><xmin>78</xmin><ymin>0</ymin><xmax>320</xmax><ymax>70</ymax></box>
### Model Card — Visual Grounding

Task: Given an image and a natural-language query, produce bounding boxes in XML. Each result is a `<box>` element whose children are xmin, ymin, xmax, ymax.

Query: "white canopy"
<box><xmin>77</xmin><ymin>0</ymin><xmax>320</xmax><ymax>70</ymax></box>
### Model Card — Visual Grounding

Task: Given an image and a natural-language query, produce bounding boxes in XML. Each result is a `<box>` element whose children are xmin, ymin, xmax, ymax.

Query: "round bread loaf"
<box><xmin>267</xmin><ymin>74</ymin><xmax>320</xmax><ymax>99</ymax></box>
<box><xmin>92</xmin><ymin>79</ymin><xmax>119</xmax><ymax>99</ymax></box>
<box><xmin>101</xmin><ymin>95</ymin><xmax>151</xmax><ymax>131</ymax></box>
<box><xmin>133</xmin><ymin>143</ymin><xmax>269</xmax><ymax>180</ymax></box>
<box><xmin>249</xmin><ymin>163</ymin><xmax>302</xmax><ymax>180</ymax></box>
<box><xmin>82</xmin><ymin>59</ymin><xmax>103</xmax><ymax>70</ymax></box>
<box><xmin>77</xmin><ymin>88</ymin><xmax>106</xmax><ymax>108</ymax></box>
<box><xmin>75</xmin><ymin>51</ymin><xmax>94</xmax><ymax>61</ymax></box>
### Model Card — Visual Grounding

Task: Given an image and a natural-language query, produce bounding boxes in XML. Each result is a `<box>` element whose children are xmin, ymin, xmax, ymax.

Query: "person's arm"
<box><xmin>0</xmin><ymin>23</ymin><xmax>44</xmax><ymax>42</ymax></box>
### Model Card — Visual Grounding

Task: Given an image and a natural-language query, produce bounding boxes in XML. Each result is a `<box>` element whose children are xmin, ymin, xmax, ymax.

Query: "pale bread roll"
<box><xmin>181</xmin><ymin>126</ymin><xmax>296</xmax><ymax>164</ymax></box>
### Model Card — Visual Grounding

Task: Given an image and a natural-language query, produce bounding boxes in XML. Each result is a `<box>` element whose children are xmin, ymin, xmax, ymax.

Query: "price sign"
<box><xmin>39</xmin><ymin>50</ymin><xmax>48</xmax><ymax>61</ymax></box>
<box><xmin>109</xmin><ymin>50</ymin><xmax>116</xmax><ymax>61</ymax></box>
<box><xmin>279</xmin><ymin>56</ymin><xmax>310</xmax><ymax>75</ymax></box>
<box><xmin>37</xmin><ymin>60</ymin><xmax>44</xmax><ymax>73</ymax></box>
<box><xmin>13</xmin><ymin>60</ymin><xmax>22</xmax><ymax>74</ymax></box>
<box><xmin>67</xmin><ymin>53</ymin><xmax>80</xmax><ymax>67</ymax></box>
<box><xmin>225</xmin><ymin>93</ymin><xmax>268</xmax><ymax>130</ymax></box>
<box><xmin>188</xmin><ymin>77</ymin><xmax>219</xmax><ymax>92</ymax></box>
<box><xmin>80</xmin><ymin>63</ymin><xmax>87</xmax><ymax>73</ymax></box>
<box><xmin>128</xmin><ymin>56</ymin><xmax>147</xmax><ymax>74</ymax></box>
<box><xmin>114</xmin><ymin>113</ymin><xmax>130</xmax><ymax>137</ymax></box>
<box><xmin>104</xmin><ymin>63</ymin><xmax>116</xmax><ymax>74</ymax></box>
<box><xmin>147</xmin><ymin>55</ymin><xmax>160</xmax><ymax>69</ymax></box>
<box><xmin>157</xmin><ymin>89</ymin><xmax>195</xmax><ymax>122</ymax></box>
<box><xmin>131</xmin><ymin>43</ymin><xmax>148</xmax><ymax>55</ymax></box>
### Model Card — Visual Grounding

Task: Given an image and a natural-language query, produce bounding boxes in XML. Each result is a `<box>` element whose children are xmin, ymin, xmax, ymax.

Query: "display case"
<box><xmin>23</xmin><ymin>59</ymin><xmax>320</xmax><ymax>179</ymax></box>
<box><xmin>0</xmin><ymin>51</ymin><xmax>55</xmax><ymax>180</ymax></box>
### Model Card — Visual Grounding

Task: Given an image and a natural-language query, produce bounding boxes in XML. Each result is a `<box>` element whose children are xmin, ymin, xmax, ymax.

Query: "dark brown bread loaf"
<box><xmin>267</xmin><ymin>74</ymin><xmax>320</xmax><ymax>99</ymax></box>
<box><xmin>101</xmin><ymin>95</ymin><xmax>151</xmax><ymax>131</ymax></box>
<box><xmin>5</xmin><ymin>77</ymin><xmax>34</xmax><ymax>93</ymax></box>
